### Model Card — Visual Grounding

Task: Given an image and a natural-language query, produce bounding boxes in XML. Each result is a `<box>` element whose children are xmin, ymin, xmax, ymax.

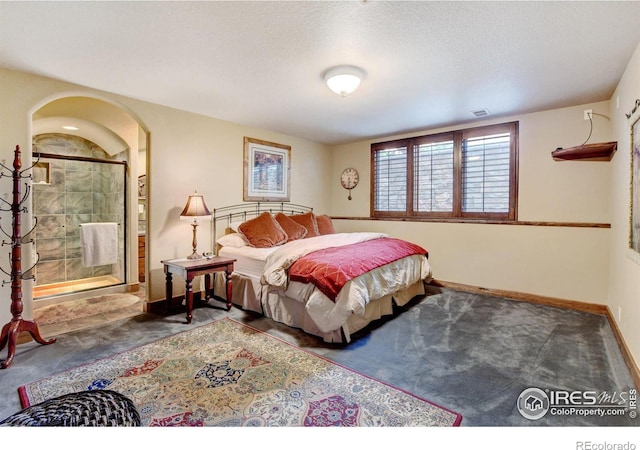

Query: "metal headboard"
<box><xmin>210</xmin><ymin>202</ymin><xmax>313</xmax><ymax>253</ymax></box>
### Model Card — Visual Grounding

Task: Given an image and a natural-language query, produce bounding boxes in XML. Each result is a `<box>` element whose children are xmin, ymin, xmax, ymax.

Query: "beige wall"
<box><xmin>608</xmin><ymin>42</ymin><xmax>640</xmax><ymax>367</ymax></box>
<box><xmin>329</xmin><ymin>102</ymin><xmax>613</xmax><ymax>304</ymax></box>
<box><xmin>335</xmin><ymin>219</ymin><xmax>610</xmax><ymax>303</ymax></box>
<box><xmin>330</xmin><ymin>101</ymin><xmax>612</xmax><ymax>221</ymax></box>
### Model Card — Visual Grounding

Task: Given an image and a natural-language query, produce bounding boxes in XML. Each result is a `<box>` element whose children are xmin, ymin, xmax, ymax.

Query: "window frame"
<box><xmin>370</xmin><ymin>121</ymin><xmax>519</xmax><ymax>221</ymax></box>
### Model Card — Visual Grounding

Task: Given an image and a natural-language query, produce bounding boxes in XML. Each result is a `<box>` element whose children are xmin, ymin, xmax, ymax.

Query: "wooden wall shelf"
<box><xmin>551</xmin><ymin>141</ymin><xmax>617</xmax><ymax>161</ymax></box>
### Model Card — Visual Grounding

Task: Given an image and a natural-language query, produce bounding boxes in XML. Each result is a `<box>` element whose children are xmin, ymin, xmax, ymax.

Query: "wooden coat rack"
<box><xmin>0</xmin><ymin>145</ymin><xmax>55</xmax><ymax>369</ymax></box>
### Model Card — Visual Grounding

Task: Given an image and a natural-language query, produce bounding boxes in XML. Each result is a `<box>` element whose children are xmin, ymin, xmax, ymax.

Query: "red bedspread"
<box><xmin>288</xmin><ymin>237</ymin><xmax>428</xmax><ymax>302</ymax></box>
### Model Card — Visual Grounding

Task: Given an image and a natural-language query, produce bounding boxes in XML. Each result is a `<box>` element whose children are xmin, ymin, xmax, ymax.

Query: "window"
<box><xmin>372</xmin><ymin>121</ymin><xmax>518</xmax><ymax>221</ymax></box>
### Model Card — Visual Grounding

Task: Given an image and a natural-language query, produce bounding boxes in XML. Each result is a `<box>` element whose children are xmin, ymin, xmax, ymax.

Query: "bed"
<box><xmin>211</xmin><ymin>203</ymin><xmax>432</xmax><ymax>343</ymax></box>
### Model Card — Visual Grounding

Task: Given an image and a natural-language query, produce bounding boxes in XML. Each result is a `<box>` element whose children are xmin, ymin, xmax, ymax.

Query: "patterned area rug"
<box><xmin>34</xmin><ymin>294</ymin><xmax>142</xmax><ymax>325</ymax></box>
<box><xmin>19</xmin><ymin>318</ymin><xmax>461</xmax><ymax>426</ymax></box>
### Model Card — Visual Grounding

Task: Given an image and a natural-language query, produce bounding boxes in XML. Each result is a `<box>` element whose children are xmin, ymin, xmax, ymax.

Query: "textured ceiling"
<box><xmin>1</xmin><ymin>1</ymin><xmax>640</xmax><ymax>145</ymax></box>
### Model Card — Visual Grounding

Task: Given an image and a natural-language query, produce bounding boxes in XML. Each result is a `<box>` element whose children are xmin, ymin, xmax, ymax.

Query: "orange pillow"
<box><xmin>315</xmin><ymin>215</ymin><xmax>335</xmax><ymax>235</ymax></box>
<box><xmin>290</xmin><ymin>212</ymin><xmax>320</xmax><ymax>238</ymax></box>
<box><xmin>275</xmin><ymin>213</ymin><xmax>308</xmax><ymax>242</ymax></box>
<box><xmin>238</xmin><ymin>212</ymin><xmax>288</xmax><ymax>248</ymax></box>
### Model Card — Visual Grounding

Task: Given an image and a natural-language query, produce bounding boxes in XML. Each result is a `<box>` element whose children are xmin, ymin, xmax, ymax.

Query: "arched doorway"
<box><xmin>30</xmin><ymin>96</ymin><xmax>148</xmax><ymax>306</ymax></box>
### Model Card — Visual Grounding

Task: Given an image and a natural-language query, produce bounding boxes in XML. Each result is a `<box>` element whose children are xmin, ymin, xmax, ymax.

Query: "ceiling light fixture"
<box><xmin>323</xmin><ymin>65</ymin><xmax>366</xmax><ymax>97</ymax></box>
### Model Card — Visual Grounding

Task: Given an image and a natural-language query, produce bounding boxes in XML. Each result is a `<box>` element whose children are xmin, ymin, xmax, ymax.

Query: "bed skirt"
<box><xmin>214</xmin><ymin>272</ymin><xmax>426</xmax><ymax>343</ymax></box>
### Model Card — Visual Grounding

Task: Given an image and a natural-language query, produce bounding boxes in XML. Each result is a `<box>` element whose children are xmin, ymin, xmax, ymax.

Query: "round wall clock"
<box><xmin>340</xmin><ymin>167</ymin><xmax>359</xmax><ymax>200</ymax></box>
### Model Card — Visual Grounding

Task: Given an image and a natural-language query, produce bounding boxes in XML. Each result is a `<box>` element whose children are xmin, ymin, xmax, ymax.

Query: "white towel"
<box><xmin>80</xmin><ymin>222</ymin><xmax>118</xmax><ymax>267</ymax></box>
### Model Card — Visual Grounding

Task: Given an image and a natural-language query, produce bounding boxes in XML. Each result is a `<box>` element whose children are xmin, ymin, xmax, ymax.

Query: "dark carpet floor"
<box><xmin>0</xmin><ymin>285</ymin><xmax>636</xmax><ymax>427</ymax></box>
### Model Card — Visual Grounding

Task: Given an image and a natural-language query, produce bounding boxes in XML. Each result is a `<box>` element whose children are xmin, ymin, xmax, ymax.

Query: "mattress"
<box><xmin>218</xmin><ymin>245</ymin><xmax>274</xmax><ymax>278</ymax></box>
<box><xmin>219</xmin><ymin>245</ymin><xmax>314</xmax><ymax>303</ymax></box>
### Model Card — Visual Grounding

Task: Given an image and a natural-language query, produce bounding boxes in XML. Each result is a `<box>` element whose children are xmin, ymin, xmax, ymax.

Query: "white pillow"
<box><xmin>216</xmin><ymin>232</ymin><xmax>249</xmax><ymax>248</ymax></box>
<box><xmin>228</xmin><ymin>221</ymin><xmax>244</xmax><ymax>232</ymax></box>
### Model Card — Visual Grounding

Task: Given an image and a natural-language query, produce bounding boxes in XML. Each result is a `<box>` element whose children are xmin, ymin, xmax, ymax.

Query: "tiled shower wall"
<box><xmin>32</xmin><ymin>134</ymin><xmax>126</xmax><ymax>286</ymax></box>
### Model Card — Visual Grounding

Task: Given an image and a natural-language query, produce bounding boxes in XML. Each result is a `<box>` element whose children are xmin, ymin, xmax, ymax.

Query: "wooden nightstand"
<box><xmin>162</xmin><ymin>256</ymin><xmax>236</xmax><ymax>324</ymax></box>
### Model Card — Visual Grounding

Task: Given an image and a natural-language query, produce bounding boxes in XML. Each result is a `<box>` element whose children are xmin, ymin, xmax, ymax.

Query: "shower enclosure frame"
<box><xmin>32</xmin><ymin>151</ymin><xmax>128</xmax><ymax>296</ymax></box>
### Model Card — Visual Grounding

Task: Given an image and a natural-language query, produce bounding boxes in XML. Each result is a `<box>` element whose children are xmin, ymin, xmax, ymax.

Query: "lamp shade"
<box><xmin>323</xmin><ymin>65</ymin><xmax>366</xmax><ymax>97</ymax></box>
<box><xmin>180</xmin><ymin>191</ymin><xmax>211</xmax><ymax>219</ymax></box>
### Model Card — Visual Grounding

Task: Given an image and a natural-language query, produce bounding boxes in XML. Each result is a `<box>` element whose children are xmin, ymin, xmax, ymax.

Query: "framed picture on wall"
<box><xmin>630</xmin><ymin>116</ymin><xmax>640</xmax><ymax>254</ymax></box>
<box><xmin>243</xmin><ymin>137</ymin><xmax>291</xmax><ymax>202</ymax></box>
<box><xmin>138</xmin><ymin>174</ymin><xmax>146</xmax><ymax>198</ymax></box>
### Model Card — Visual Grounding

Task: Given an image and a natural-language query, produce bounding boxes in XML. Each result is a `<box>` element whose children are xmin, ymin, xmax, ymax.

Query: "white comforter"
<box><xmin>261</xmin><ymin>232</ymin><xmax>432</xmax><ymax>333</ymax></box>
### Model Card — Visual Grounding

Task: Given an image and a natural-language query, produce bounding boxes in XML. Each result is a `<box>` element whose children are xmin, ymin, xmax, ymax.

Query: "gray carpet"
<box><xmin>0</xmin><ymin>285</ymin><xmax>636</xmax><ymax>426</ymax></box>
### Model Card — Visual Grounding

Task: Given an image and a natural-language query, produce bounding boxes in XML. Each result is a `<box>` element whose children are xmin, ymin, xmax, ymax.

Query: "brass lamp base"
<box><xmin>187</xmin><ymin>251</ymin><xmax>203</xmax><ymax>260</ymax></box>
<box><xmin>186</xmin><ymin>222</ymin><xmax>203</xmax><ymax>260</ymax></box>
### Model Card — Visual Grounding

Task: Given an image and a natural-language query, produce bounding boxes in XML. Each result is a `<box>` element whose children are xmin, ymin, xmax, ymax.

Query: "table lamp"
<box><xmin>180</xmin><ymin>191</ymin><xmax>211</xmax><ymax>259</ymax></box>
